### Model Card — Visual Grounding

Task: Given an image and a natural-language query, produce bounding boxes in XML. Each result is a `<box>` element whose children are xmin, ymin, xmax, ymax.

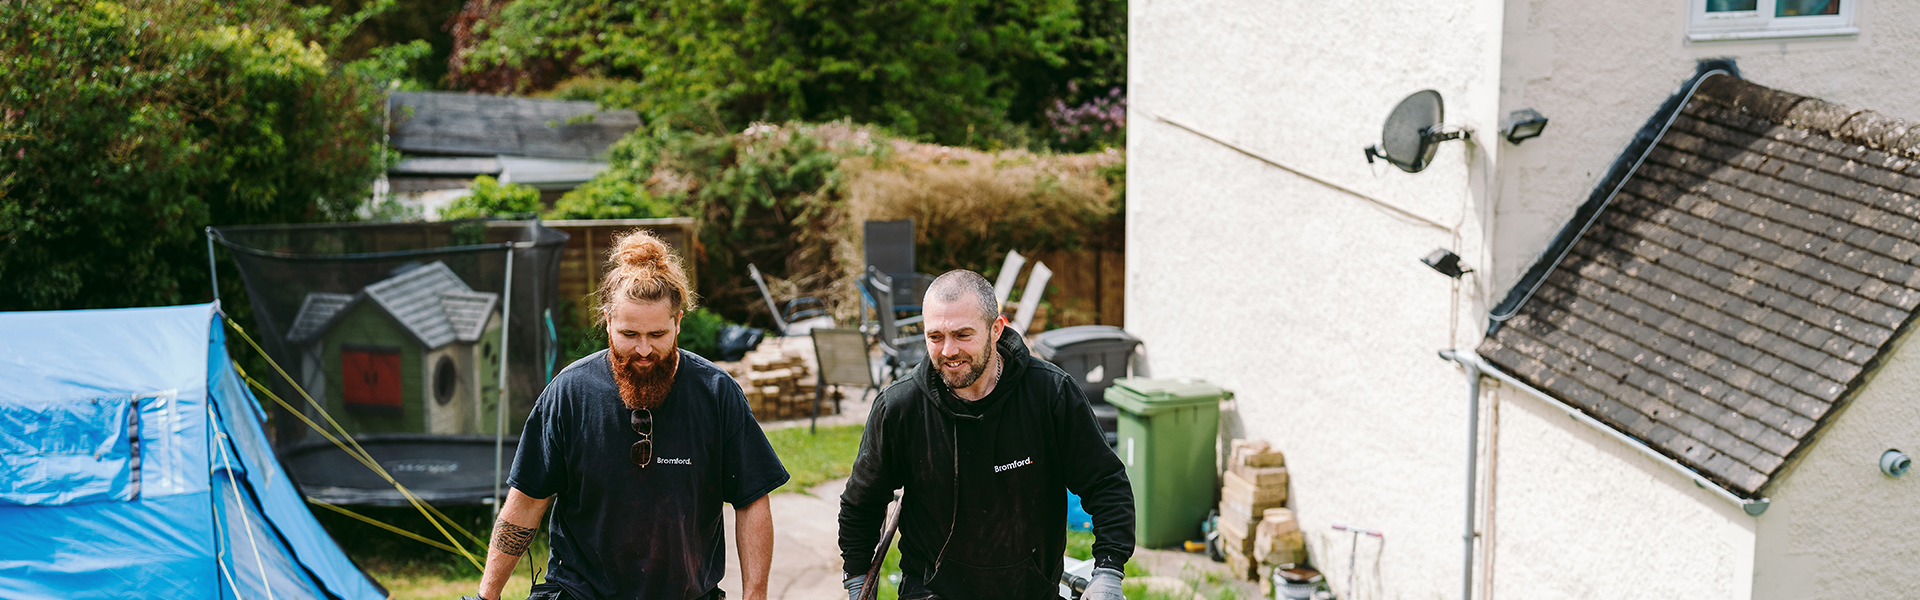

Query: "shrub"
<box><xmin>445</xmin><ymin>0</ymin><xmax>1127</xmax><ymax>150</ymax></box>
<box><xmin>441</xmin><ymin>175</ymin><xmax>541</xmax><ymax>219</ymax></box>
<box><xmin>0</xmin><ymin>0</ymin><xmax>404</xmax><ymax>311</ymax></box>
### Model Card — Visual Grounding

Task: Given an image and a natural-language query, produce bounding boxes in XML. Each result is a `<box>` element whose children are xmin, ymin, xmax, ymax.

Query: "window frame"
<box><xmin>1688</xmin><ymin>0</ymin><xmax>1857</xmax><ymax>42</ymax></box>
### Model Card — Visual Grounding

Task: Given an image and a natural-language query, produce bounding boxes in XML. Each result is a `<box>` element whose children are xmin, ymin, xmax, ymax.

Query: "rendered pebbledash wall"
<box><xmin>1133</xmin><ymin>0</ymin><xmax>1920</xmax><ymax>598</ymax></box>
<box><xmin>1750</xmin><ymin>324</ymin><xmax>1920</xmax><ymax>599</ymax></box>
<box><xmin>1128</xmin><ymin>0</ymin><xmax>1503</xmax><ymax>597</ymax></box>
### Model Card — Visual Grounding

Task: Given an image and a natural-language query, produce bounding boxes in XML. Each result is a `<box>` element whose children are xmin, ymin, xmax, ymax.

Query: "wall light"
<box><xmin>1421</xmin><ymin>249</ymin><xmax>1472</xmax><ymax>279</ymax></box>
<box><xmin>1503</xmin><ymin>108</ymin><xmax>1550</xmax><ymax>145</ymax></box>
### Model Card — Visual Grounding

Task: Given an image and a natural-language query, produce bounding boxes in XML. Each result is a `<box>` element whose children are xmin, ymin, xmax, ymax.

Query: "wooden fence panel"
<box><xmin>541</xmin><ymin>218</ymin><xmax>700</xmax><ymax>328</ymax></box>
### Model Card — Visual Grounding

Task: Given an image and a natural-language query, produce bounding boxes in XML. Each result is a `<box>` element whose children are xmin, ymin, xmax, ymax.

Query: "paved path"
<box><xmin>717</xmin><ymin>478</ymin><xmax>853</xmax><ymax>600</ymax></box>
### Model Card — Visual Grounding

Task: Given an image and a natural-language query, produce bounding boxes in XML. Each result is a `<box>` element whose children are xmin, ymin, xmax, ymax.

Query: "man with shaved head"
<box><xmin>838</xmin><ymin>269</ymin><xmax>1134</xmax><ymax>600</ymax></box>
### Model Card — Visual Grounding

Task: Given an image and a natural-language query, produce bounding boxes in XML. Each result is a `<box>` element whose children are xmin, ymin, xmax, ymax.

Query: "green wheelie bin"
<box><xmin>1104</xmin><ymin>377</ymin><xmax>1228</xmax><ymax>548</ymax></box>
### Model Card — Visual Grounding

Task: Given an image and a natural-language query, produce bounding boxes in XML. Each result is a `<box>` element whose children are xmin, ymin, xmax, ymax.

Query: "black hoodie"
<box><xmin>839</xmin><ymin>332</ymin><xmax>1135</xmax><ymax>600</ymax></box>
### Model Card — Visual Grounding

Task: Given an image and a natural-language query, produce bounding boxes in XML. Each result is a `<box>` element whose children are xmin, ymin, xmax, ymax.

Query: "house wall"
<box><xmin>1125</xmin><ymin>0</ymin><xmax>1920</xmax><ymax>597</ymax></box>
<box><xmin>1751</xmin><ymin>325</ymin><xmax>1920</xmax><ymax>599</ymax></box>
<box><xmin>1129</xmin><ymin>0</ymin><xmax>1504</xmax><ymax>597</ymax></box>
<box><xmin>1485</xmin><ymin>384</ymin><xmax>1756</xmax><ymax>599</ymax></box>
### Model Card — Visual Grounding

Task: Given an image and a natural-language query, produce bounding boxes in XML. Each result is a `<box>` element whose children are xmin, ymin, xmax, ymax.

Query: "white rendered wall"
<box><xmin>1485</xmin><ymin>385</ymin><xmax>1755</xmax><ymax>600</ymax></box>
<box><xmin>1129</xmin><ymin>0</ymin><xmax>1502</xmax><ymax>598</ymax></box>
<box><xmin>1751</xmin><ymin>328</ymin><xmax>1920</xmax><ymax>600</ymax></box>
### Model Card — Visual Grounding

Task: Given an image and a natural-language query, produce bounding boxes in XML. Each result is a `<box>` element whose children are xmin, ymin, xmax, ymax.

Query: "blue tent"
<box><xmin>0</xmin><ymin>303</ymin><xmax>386</xmax><ymax>600</ymax></box>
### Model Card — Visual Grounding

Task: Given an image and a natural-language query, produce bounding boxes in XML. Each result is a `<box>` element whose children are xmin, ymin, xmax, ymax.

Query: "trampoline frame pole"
<box><xmin>494</xmin><ymin>242</ymin><xmax>517</xmax><ymax>518</ymax></box>
<box><xmin>205</xmin><ymin>227</ymin><xmax>220</xmax><ymax>303</ymax></box>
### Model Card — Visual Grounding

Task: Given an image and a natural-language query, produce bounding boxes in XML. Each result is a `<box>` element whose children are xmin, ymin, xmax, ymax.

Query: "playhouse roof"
<box><xmin>1480</xmin><ymin>73</ymin><xmax>1920</xmax><ymax>497</ymax></box>
<box><xmin>286</xmin><ymin>261</ymin><xmax>499</xmax><ymax>350</ymax></box>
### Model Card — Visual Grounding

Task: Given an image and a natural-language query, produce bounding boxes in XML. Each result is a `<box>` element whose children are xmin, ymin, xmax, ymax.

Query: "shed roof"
<box><xmin>387</xmin><ymin>92</ymin><xmax>641</xmax><ymax>160</ymax></box>
<box><xmin>1479</xmin><ymin>73</ymin><xmax>1920</xmax><ymax>498</ymax></box>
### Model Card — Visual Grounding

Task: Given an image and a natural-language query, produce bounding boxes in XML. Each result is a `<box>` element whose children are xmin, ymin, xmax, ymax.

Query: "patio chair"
<box><xmin>864</xmin><ymin>266</ymin><xmax>926</xmax><ymax>382</ymax></box>
<box><xmin>992</xmin><ymin>249</ymin><xmax>1027</xmax><ymax>308</ymax></box>
<box><xmin>1008</xmin><ymin>261</ymin><xmax>1052</xmax><ymax>336</ymax></box>
<box><xmin>748</xmin><ymin>263</ymin><xmax>833</xmax><ymax>337</ymax></box>
<box><xmin>863</xmin><ymin>219</ymin><xmax>926</xmax><ymax>310</ymax></box>
<box><xmin>808</xmin><ymin>328</ymin><xmax>878</xmax><ymax>433</ymax></box>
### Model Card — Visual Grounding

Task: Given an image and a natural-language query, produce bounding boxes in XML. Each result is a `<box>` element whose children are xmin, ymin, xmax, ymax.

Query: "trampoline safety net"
<box><xmin>212</xmin><ymin>219</ymin><xmax>568</xmax><ymax>505</ymax></box>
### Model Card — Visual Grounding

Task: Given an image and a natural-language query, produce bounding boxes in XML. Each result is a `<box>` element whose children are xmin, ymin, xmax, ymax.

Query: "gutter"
<box><xmin>1447</xmin><ymin>349</ymin><xmax>1770</xmax><ymax>516</ymax></box>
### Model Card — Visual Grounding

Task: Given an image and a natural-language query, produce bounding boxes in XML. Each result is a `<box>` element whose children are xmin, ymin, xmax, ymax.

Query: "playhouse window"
<box><xmin>341</xmin><ymin>347</ymin><xmax>403</xmax><ymax>415</ymax></box>
<box><xmin>433</xmin><ymin>356</ymin><xmax>458</xmax><ymax>406</ymax></box>
<box><xmin>1690</xmin><ymin>0</ymin><xmax>1855</xmax><ymax>41</ymax></box>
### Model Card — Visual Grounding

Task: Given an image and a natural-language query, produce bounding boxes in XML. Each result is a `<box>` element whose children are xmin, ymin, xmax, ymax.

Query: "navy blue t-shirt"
<box><xmin>508</xmin><ymin>349</ymin><xmax>789</xmax><ymax>600</ymax></box>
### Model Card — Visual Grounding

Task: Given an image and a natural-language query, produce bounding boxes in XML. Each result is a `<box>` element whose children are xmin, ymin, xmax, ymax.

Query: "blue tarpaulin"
<box><xmin>0</xmin><ymin>303</ymin><xmax>385</xmax><ymax>600</ymax></box>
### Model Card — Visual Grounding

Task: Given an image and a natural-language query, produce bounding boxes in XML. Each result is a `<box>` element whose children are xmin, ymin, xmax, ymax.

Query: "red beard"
<box><xmin>611</xmin><ymin>343</ymin><xmax>679</xmax><ymax>410</ymax></box>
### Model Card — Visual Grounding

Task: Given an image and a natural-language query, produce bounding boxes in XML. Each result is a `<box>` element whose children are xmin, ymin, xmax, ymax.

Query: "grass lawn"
<box><xmin>763</xmin><ymin>423</ymin><xmax>866</xmax><ymax>493</ymax></box>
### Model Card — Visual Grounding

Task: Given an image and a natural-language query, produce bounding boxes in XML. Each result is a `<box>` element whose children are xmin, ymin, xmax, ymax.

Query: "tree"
<box><xmin>0</xmin><ymin>0</ymin><xmax>403</xmax><ymax>310</ymax></box>
<box><xmin>448</xmin><ymin>0</ymin><xmax>1126</xmax><ymax>148</ymax></box>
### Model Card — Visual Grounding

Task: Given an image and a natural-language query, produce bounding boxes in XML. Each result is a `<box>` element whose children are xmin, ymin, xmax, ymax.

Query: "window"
<box><xmin>1689</xmin><ymin>0</ymin><xmax>1856</xmax><ymax>41</ymax></box>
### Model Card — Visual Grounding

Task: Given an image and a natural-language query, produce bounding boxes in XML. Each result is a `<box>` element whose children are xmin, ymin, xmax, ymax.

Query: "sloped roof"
<box><xmin>387</xmin><ymin>92</ymin><xmax>641</xmax><ymax>160</ymax></box>
<box><xmin>1478</xmin><ymin>73</ymin><xmax>1920</xmax><ymax>498</ymax></box>
<box><xmin>287</xmin><ymin>293</ymin><xmax>356</xmax><ymax>344</ymax></box>
<box><xmin>440</xmin><ymin>290</ymin><xmax>498</xmax><ymax>343</ymax></box>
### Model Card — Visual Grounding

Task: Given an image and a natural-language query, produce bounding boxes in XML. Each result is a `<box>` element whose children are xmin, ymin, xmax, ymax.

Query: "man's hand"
<box><xmin>1082</xmin><ymin>567</ymin><xmax>1124</xmax><ymax>600</ymax></box>
<box><xmin>842</xmin><ymin>574</ymin><xmax>866</xmax><ymax>600</ymax></box>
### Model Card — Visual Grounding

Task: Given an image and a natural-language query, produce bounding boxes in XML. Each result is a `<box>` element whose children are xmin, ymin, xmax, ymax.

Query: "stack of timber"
<box><xmin>718</xmin><ymin>347</ymin><xmax>839</xmax><ymax>421</ymax></box>
<box><xmin>1219</xmin><ymin>439</ymin><xmax>1289</xmax><ymax>581</ymax></box>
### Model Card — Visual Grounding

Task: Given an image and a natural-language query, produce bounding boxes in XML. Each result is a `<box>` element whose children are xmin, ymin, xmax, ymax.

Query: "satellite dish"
<box><xmin>1364</xmin><ymin>90</ymin><xmax>1466</xmax><ymax>173</ymax></box>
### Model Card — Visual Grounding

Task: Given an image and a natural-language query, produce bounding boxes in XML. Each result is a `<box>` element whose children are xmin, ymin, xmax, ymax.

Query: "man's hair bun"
<box><xmin>610</xmin><ymin>231</ymin><xmax>671</xmax><ymax>270</ymax></box>
<box><xmin>598</xmin><ymin>229</ymin><xmax>696</xmax><ymax>321</ymax></box>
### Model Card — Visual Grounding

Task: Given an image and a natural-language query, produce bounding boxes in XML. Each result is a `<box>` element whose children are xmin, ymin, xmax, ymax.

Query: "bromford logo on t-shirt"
<box><xmin>656</xmin><ymin>457</ymin><xmax>692</xmax><ymax>465</ymax></box>
<box><xmin>993</xmin><ymin>457</ymin><xmax>1033</xmax><ymax>473</ymax></box>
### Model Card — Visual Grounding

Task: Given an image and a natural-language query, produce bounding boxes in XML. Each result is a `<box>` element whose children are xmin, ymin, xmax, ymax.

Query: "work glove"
<box><xmin>843</xmin><ymin>574</ymin><xmax>866</xmax><ymax>600</ymax></box>
<box><xmin>1082</xmin><ymin>567</ymin><xmax>1124</xmax><ymax>600</ymax></box>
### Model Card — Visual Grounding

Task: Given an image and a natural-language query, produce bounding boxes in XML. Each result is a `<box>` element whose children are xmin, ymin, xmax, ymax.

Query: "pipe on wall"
<box><xmin>1438</xmin><ymin>349</ymin><xmax>1481</xmax><ymax>600</ymax></box>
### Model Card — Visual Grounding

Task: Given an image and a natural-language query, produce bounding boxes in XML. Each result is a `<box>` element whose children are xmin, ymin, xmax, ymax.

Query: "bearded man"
<box><xmin>468</xmin><ymin>230</ymin><xmax>788</xmax><ymax>600</ymax></box>
<box><xmin>838</xmin><ymin>270</ymin><xmax>1134</xmax><ymax>600</ymax></box>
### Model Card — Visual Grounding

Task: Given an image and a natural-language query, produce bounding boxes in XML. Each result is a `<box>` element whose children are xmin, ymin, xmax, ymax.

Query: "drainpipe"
<box><xmin>1437</xmin><ymin>349</ymin><xmax>1480</xmax><ymax>600</ymax></box>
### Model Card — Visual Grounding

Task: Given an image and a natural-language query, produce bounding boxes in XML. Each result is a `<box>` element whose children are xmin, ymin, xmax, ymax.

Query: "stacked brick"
<box><xmin>1218</xmin><ymin>439</ymin><xmax>1302</xmax><ymax>581</ymax></box>
<box><xmin>718</xmin><ymin>348</ymin><xmax>839</xmax><ymax>421</ymax></box>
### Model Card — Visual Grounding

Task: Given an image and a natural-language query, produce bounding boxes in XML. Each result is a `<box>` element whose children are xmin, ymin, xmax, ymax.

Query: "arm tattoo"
<box><xmin>492</xmin><ymin>518</ymin><xmax>537</xmax><ymax>557</ymax></box>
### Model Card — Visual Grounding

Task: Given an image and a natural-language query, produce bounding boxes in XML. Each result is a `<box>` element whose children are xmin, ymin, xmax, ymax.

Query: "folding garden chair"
<box><xmin>808</xmin><ymin>328</ymin><xmax>877</xmax><ymax>433</ymax></box>
<box><xmin>748</xmin><ymin>263</ymin><xmax>832</xmax><ymax>336</ymax></box>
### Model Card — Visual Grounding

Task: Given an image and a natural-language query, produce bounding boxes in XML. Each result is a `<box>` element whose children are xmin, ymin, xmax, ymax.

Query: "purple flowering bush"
<box><xmin>1045</xmin><ymin>84</ymin><xmax>1126</xmax><ymax>151</ymax></box>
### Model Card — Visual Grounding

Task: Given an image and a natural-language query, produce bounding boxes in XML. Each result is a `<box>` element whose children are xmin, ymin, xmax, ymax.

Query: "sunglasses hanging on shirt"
<box><xmin>630</xmin><ymin>408</ymin><xmax>653</xmax><ymax>467</ymax></box>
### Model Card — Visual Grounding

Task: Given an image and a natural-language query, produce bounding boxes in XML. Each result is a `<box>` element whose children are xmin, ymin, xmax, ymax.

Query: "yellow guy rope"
<box><xmin>224</xmin><ymin>317</ymin><xmax>486</xmax><ymax>569</ymax></box>
<box><xmin>304</xmin><ymin>498</ymin><xmax>461</xmax><ymax>555</ymax></box>
<box><xmin>232</xmin><ymin>368</ymin><xmax>486</xmax><ymax>552</ymax></box>
<box><xmin>234</xmin><ymin>371</ymin><xmax>488</xmax><ymax>553</ymax></box>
